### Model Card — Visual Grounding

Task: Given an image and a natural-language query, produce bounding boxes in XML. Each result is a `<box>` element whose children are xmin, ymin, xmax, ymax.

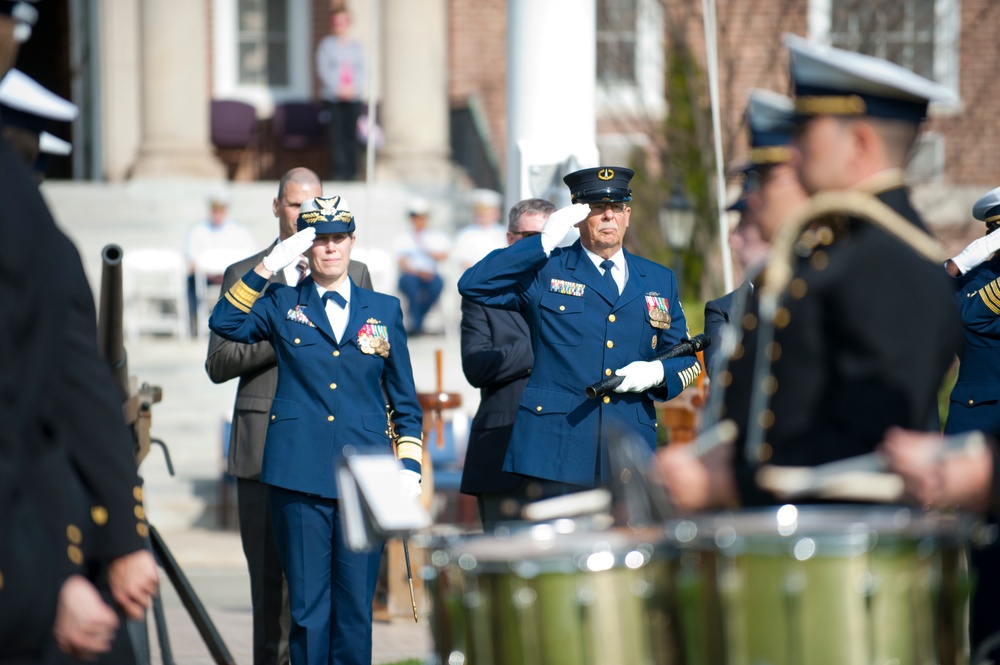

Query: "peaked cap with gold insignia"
<box><xmin>297</xmin><ymin>195</ymin><xmax>356</xmax><ymax>234</ymax></box>
<box><xmin>563</xmin><ymin>166</ymin><xmax>634</xmax><ymax>204</ymax></box>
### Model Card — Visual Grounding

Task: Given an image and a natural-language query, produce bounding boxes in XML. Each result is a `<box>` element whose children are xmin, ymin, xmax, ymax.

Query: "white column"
<box><xmin>376</xmin><ymin>0</ymin><xmax>453</xmax><ymax>183</ymax></box>
<box><xmin>99</xmin><ymin>0</ymin><xmax>142</xmax><ymax>182</ymax></box>
<box><xmin>130</xmin><ymin>0</ymin><xmax>224</xmax><ymax>179</ymax></box>
<box><xmin>506</xmin><ymin>0</ymin><xmax>598</xmax><ymax>210</ymax></box>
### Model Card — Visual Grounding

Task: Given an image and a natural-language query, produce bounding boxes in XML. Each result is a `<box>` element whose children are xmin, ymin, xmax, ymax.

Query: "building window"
<box><xmin>808</xmin><ymin>0</ymin><xmax>960</xmax><ymax>106</ymax></box>
<box><xmin>237</xmin><ymin>0</ymin><xmax>289</xmax><ymax>87</ymax></box>
<box><xmin>595</xmin><ymin>0</ymin><xmax>665</xmax><ymax>117</ymax></box>
<box><xmin>213</xmin><ymin>0</ymin><xmax>310</xmax><ymax>114</ymax></box>
<box><xmin>597</xmin><ymin>0</ymin><xmax>638</xmax><ymax>84</ymax></box>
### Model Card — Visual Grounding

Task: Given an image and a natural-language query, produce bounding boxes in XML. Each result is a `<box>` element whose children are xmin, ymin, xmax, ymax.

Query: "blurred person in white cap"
<box><xmin>0</xmin><ymin>2</ymin><xmax>159</xmax><ymax>661</ymax></box>
<box><xmin>394</xmin><ymin>197</ymin><xmax>450</xmax><ymax>335</ymax></box>
<box><xmin>210</xmin><ymin>195</ymin><xmax>423</xmax><ymax>665</ymax></box>
<box><xmin>700</xmin><ymin>89</ymin><xmax>805</xmax><ymax>381</ymax></box>
<box><xmin>785</xmin><ymin>32</ymin><xmax>955</xmax><ymax>229</ymax></box>
<box><xmin>0</xmin><ymin>67</ymin><xmax>75</xmax><ymax>178</ymax></box>
<box><xmin>663</xmin><ymin>35</ymin><xmax>961</xmax><ymax>518</ymax></box>
<box><xmin>184</xmin><ymin>187</ymin><xmax>257</xmax><ymax>335</ymax></box>
<box><xmin>452</xmin><ymin>188</ymin><xmax>507</xmax><ymax>270</ymax></box>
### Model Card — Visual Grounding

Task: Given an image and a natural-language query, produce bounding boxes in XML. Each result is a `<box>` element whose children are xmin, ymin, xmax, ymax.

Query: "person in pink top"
<box><xmin>316</xmin><ymin>8</ymin><xmax>365</xmax><ymax>181</ymax></box>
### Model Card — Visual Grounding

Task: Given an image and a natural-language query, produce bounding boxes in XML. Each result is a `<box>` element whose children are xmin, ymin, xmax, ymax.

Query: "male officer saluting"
<box><xmin>459</xmin><ymin>167</ymin><xmax>701</xmax><ymax>496</ymax></box>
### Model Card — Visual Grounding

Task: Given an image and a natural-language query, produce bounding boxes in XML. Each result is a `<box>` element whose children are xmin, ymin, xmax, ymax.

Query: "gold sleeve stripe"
<box><xmin>395</xmin><ymin>436</ymin><xmax>423</xmax><ymax>463</ymax></box>
<box><xmin>225</xmin><ymin>279</ymin><xmax>262</xmax><ymax>313</ymax></box>
<box><xmin>984</xmin><ymin>281</ymin><xmax>1000</xmax><ymax>312</ymax></box>
<box><xmin>677</xmin><ymin>363</ymin><xmax>702</xmax><ymax>391</ymax></box>
<box><xmin>980</xmin><ymin>279</ymin><xmax>1000</xmax><ymax>315</ymax></box>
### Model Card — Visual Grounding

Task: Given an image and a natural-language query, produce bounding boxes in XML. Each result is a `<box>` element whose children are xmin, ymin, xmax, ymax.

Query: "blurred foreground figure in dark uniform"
<box><xmin>0</xmin><ymin>4</ymin><xmax>158</xmax><ymax>661</ymax></box>
<box><xmin>703</xmin><ymin>89</ymin><xmax>806</xmax><ymax>381</ymax></box>
<box><xmin>459</xmin><ymin>167</ymin><xmax>701</xmax><ymax>497</ymax></box>
<box><xmin>661</xmin><ymin>34</ymin><xmax>962</xmax><ymax>511</ymax></box>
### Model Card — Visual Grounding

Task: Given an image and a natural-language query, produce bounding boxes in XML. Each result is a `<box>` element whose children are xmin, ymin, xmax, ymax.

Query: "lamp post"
<box><xmin>659</xmin><ymin>188</ymin><xmax>697</xmax><ymax>278</ymax></box>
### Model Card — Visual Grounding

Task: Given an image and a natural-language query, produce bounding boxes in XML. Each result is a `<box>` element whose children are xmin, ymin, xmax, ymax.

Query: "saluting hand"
<box><xmin>262</xmin><ymin>227</ymin><xmax>317</xmax><ymax>273</ymax></box>
<box><xmin>949</xmin><ymin>230</ymin><xmax>1000</xmax><ymax>275</ymax></box>
<box><xmin>541</xmin><ymin>203</ymin><xmax>590</xmax><ymax>255</ymax></box>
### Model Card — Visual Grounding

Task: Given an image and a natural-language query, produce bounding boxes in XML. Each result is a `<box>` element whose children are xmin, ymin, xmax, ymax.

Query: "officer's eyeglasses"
<box><xmin>511</xmin><ymin>230</ymin><xmax>541</xmax><ymax>238</ymax></box>
<box><xmin>587</xmin><ymin>202</ymin><xmax>626</xmax><ymax>215</ymax></box>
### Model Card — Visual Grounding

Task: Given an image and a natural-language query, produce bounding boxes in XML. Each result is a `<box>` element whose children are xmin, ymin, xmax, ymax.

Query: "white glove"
<box><xmin>950</xmin><ymin>231</ymin><xmax>1000</xmax><ymax>275</ymax></box>
<box><xmin>399</xmin><ymin>469</ymin><xmax>422</xmax><ymax>499</ymax></box>
<box><xmin>541</xmin><ymin>203</ymin><xmax>591</xmax><ymax>255</ymax></box>
<box><xmin>262</xmin><ymin>227</ymin><xmax>316</xmax><ymax>272</ymax></box>
<box><xmin>613</xmin><ymin>360</ymin><xmax>665</xmax><ymax>393</ymax></box>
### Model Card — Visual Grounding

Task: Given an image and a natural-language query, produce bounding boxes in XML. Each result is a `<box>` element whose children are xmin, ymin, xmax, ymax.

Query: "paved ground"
<box><xmin>142</xmin><ymin>529</ymin><xmax>433</xmax><ymax>665</ymax></box>
<box><xmin>37</xmin><ymin>178</ymin><xmax>482</xmax><ymax>664</ymax></box>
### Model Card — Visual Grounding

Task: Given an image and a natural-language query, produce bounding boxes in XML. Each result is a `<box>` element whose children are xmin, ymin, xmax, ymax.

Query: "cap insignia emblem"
<box><xmin>598</xmin><ymin>168</ymin><xmax>615</xmax><ymax>181</ymax></box>
<box><xmin>318</xmin><ymin>196</ymin><xmax>340</xmax><ymax>212</ymax></box>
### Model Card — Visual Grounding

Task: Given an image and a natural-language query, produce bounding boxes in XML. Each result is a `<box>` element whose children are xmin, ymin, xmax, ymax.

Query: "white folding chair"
<box><xmin>122</xmin><ymin>248</ymin><xmax>188</xmax><ymax>341</ymax></box>
<box><xmin>194</xmin><ymin>248</ymin><xmax>250</xmax><ymax>338</ymax></box>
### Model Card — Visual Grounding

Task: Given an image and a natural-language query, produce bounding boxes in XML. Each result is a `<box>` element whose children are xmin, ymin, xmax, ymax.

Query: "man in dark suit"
<box><xmin>205</xmin><ymin>168</ymin><xmax>371</xmax><ymax>665</ymax></box>
<box><xmin>210</xmin><ymin>195</ymin><xmax>422</xmax><ymax>665</ymax></box>
<box><xmin>459</xmin><ymin>198</ymin><xmax>553</xmax><ymax>528</ymax></box>
<box><xmin>459</xmin><ymin>167</ymin><xmax>701</xmax><ymax>493</ymax></box>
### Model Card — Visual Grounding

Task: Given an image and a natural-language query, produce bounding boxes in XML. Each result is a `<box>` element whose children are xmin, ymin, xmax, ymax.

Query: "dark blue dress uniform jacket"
<box><xmin>209</xmin><ymin>270</ymin><xmax>422</xmax><ymax>498</ymax></box>
<box><xmin>458</xmin><ymin>237</ymin><xmax>700</xmax><ymax>487</ymax></box>
<box><xmin>946</xmin><ymin>257</ymin><xmax>1000</xmax><ymax>434</ymax></box>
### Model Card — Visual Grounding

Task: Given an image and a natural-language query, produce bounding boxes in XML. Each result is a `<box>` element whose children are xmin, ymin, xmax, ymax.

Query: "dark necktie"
<box><xmin>295</xmin><ymin>257</ymin><xmax>309</xmax><ymax>285</ymax></box>
<box><xmin>600</xmin><ymin>259</ymin><xmax>618</xmax><ymax>297</ymax></box>
<box><xmin>322</xmin><ymin>291</ymin><xmax>347</xmax><ymax>308</ymax></box>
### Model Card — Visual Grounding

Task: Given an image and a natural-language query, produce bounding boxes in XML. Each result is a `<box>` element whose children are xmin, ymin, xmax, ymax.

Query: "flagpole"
<box><xmin>702</xmin><ymin>0</ymin><xmax>733</xmax><ymax>293</ymax></box>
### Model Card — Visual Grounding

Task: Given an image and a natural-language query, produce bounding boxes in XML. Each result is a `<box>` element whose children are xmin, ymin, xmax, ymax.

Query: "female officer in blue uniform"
<box><xmin>209</xmin><ymin>196</ymin><xmax>423</xmax><ymax>665</ymax></box>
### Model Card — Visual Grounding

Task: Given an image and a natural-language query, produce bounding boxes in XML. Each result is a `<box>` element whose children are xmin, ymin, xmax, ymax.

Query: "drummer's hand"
<box><xmin>937</xmin><ymin>444</ymin><xmax>993</xmax><ymax>513</ymax></box>
<box><xmin>657</xmin><ymin>442</ymin><xmax>737</xmax><ymax>513</ymax></box>
<box><xmin>878</xmin><ymin>427</ymin><xmax>943</xmax><ymax>508</ymax></box>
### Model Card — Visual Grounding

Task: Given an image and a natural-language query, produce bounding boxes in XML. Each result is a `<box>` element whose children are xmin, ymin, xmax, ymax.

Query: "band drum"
<box><xmin>671</xmin><ymin>506</ymin><xmax>970</xmax><ymax>665</ymax></box>
<box><xmin>422</xmin><ymin>524</ymin><xmax>681</xmax><ymax>665</ymax></box>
